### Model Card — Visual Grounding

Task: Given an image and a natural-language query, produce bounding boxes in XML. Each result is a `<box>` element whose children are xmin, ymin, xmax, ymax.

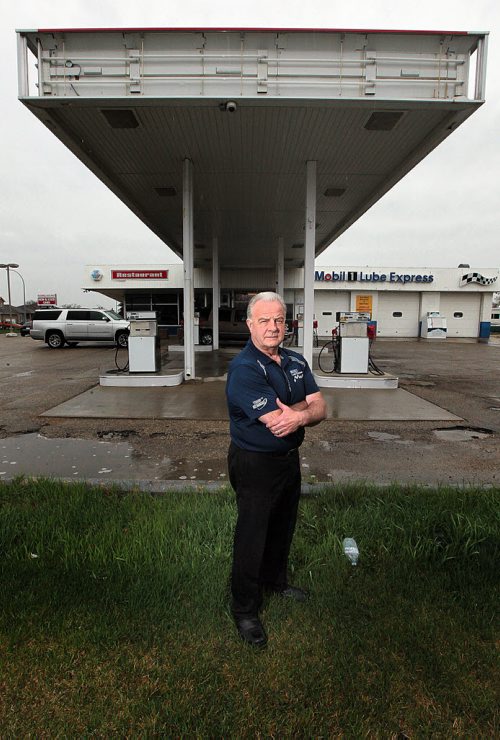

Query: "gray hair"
<box><xmin>247</xmin><ymin>291</ymin><xmax>286</xmax><ymax>319</ymax></box>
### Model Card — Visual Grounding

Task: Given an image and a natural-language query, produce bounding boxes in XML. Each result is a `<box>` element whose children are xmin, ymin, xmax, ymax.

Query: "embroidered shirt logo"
<box><xmin>290</xmin><ymin>368</ymin><xmax>304</xmax><ymax>383</ymax></box>
<box><xmin>252</xmin><ymin>397</ymin><xmax>268</xmax><ymax>411</ymax></box>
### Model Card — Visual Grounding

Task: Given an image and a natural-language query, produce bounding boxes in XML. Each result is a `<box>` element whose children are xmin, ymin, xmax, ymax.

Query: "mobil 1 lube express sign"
<box><xmin>315</xmin><ymin>270</ymin><xmax>434</xmax><ymax>284</ymax></box>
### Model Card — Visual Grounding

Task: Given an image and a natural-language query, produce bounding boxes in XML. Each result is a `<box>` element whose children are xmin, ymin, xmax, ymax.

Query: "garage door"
<box><xmin>314</xmin><ymin>291</ymin><xmax>350</xmax><ymax>337</ymax></box>
<box><xmin>377</xmin><ymin>292</ymin><xmax>420</xmax><ymax>337</ymax></box>
<box><xmin>440</xmin><ymin>293</ymin><xmax>481</xmax><ymax>337</ymax></box>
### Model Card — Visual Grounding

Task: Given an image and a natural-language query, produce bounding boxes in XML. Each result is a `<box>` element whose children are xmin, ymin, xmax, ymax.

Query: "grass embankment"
<box><xmin>0</xmin><ymin>479</ymin><xmax>498</xmax><ymax>736</ymax></box>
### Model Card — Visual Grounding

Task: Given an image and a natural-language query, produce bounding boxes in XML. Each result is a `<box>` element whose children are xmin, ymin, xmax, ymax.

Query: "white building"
<box><xmin>84</xmin><ymin>263</ymin><xmax>498</xmax><ymax>339</ymax></box>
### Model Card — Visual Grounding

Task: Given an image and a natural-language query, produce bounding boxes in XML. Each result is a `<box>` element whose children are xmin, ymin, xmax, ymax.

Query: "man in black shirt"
<box><xmin>226</xmin><ymin>292</ymin><xmax>326</xmax><ymax>647</ymax></box>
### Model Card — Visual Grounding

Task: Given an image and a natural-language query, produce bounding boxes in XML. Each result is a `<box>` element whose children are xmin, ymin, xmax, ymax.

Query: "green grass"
<box><xmin>0</xmin><ymin>478</ymin><xmax>498</xmax><ymax>736</ymax></box>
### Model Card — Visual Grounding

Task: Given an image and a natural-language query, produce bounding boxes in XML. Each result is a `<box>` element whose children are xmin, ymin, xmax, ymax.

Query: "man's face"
<box><xmin>247</xmin><ymin>300</ymin><xmax>286</xmax><ymax>354</ymax></box>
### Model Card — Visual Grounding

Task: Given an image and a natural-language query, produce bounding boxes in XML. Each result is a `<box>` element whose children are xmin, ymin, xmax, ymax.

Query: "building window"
<box><xmin>127</xmin><ymin>293</ymin><xmax>152</xmax><ymax>310</ymax></box>
<box><xmin>454</xmin><ymin>312</ymin><xmax>464</xmax><ymax>318</ymax></box>
<box><xmin>156</xmin><ymin>305</ymin><xmax>179</xmax><ymax>325</ymax></box>
<box><xmin>392</xmin><ymin>311</ymin><xmax>403</xmax><ymax>318</ymax></box>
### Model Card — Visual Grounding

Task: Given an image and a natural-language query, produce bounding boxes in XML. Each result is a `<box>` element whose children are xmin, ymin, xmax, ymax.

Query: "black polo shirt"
<box><xmin>226</xmin><ymin>339</ymin><xmax>319</xmax><ymax>453</ymax></box>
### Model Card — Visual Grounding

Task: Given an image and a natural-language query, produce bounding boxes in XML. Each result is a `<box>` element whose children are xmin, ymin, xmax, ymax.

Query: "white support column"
<box><xmin>16</xmin><ymin>33</ymin><xmax>29</xmax><ymax>97</ymax></box>
<box><xmin>183</xmin><ymin>158</ymin><xmax>195</xmax><ymax>379</ymax></box>
<box><xmin>303</xmin><ymin>160</ymin><xmax>317</xmax><ymax>368</ymax></box>
<box><xmin>212</xmin><ymin>237</ymin><xmax>220</xmax><ymax>350</ymax></box>
<box><xmin>276</xmin><ymin>236</ymin><xmax>285</xmax><ymax>297</ymax></box>
<box><xmin>474</xmin><ymin>34</ymin><xmax>489</xmax><ymax>101</ymax></box>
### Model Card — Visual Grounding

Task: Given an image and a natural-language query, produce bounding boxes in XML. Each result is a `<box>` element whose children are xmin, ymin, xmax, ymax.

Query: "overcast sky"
<box><xmin>1</xmin><ymin>0</ymin><xmax>498</xmax><ymax>308</ymax></box>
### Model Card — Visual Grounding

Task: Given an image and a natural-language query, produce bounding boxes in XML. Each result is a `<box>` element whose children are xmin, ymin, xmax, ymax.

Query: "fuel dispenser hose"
<box><xmin>318</xmin><ymin>336</ymin><xmax>385</xmax><ymax>375</ymax></box>
<box><xmin>114</xmin><ymin>343</ymin><xmax>129</xmax><ymax>372</ymax></box>
<box><xmin>368</xmin><ymin>349</ymin><xmax>385</xmax><ymax>376</ymax></box>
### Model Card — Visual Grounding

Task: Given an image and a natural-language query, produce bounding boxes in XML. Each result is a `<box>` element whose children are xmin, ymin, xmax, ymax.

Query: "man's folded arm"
<box><xmin>293</xmin><ymin>392</ymin><xmax>327</xmax><ymax>427</ymax></box>
<box><xmin>259</xmin><ymin>391</ymin><xmax>326</xmax><ymax>434</ymax></box>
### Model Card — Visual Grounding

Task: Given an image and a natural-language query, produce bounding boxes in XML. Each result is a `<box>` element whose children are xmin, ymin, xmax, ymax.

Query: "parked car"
<box><xmin>30</xmin><ymin>308</ymin><xmax>130</xmax><ymax>348</ymax></box>
<box><xmin>179</xmin><ymin>307</ymin><xmax>292</xmax><ymax>345</ymax></box>
<box><xmin>179</xmin><ymin>307</ymin><xmax>249</xmax><ymax>345</ymax></box>
<box><xmin>20</xmin><ymin>321</ymin><xmax>32</xmax><ymax>336</ymax></box>
<box><xmin>201</xmin><ymin>307</ymin><xmax>249</xmax><ymax>345</ymax></box>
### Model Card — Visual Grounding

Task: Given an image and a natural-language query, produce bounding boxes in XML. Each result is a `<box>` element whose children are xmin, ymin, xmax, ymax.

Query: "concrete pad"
<box><xmin>42</xmin><ymin>382</ymin><xmax>227</xmax><ymax>420</ymax></box>
<box><xmin>42</xmin><ymin>383</ymin><xmax>460</xmax><ymax>422</ymax></box>
<box><xmin>324</xmin><ymin>388</ymin><xmax>460</xmax><ymax>421</ymax></box>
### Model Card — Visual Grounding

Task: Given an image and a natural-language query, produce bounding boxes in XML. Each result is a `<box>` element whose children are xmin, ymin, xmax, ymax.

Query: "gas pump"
<box><xmin>127</xmin><ymin>310</ymin><xmax>160</xmax><ymax>372</ymax></box>
<box><xmin>336</xmin><ymin>311</ymin><xmax>370</xmax><ymax>373</ymax></box>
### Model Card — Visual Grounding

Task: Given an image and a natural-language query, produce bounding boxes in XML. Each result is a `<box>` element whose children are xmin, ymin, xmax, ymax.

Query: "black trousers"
<box><xmin>228</xmin><ymin>442</ymin><xmax>301</xmax><ymax>618</ymax></box>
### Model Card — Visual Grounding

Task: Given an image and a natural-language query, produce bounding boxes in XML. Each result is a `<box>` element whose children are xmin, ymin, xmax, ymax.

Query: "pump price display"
<box><xmin>111</xmin><ymin>270</ymin><xmax>168</xmax><ymax>280</ymax></box>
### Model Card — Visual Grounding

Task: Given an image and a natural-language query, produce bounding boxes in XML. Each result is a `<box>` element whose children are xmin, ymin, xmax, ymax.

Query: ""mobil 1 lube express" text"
<box><xmin>315</xmin><ymin>270</ymin><xmax>434</xmax><ymax>284</ymax></box>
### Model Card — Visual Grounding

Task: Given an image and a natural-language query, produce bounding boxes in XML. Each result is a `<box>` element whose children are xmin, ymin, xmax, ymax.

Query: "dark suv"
<box><xmin>199</xmin><ymin>307</ymin><xmax>249</xmax><ymax>345</ymax></box>
<box><xmin>179</xmin><ymin>307</ymin><xmax>249</xmax><ymax>345</ymax></box>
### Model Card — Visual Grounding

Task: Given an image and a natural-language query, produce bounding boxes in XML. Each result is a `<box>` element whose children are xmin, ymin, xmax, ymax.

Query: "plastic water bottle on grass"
<box><xmin>343</xmin><ymin>537</ymin><xmax>359</xmax><ymax>566</ymax></box>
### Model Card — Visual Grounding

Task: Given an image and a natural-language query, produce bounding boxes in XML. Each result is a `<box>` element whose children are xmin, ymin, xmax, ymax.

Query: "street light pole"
<box><xmin>11</xmin><ymin>269</ymin><xmax>26</xmax><ymax>323</ymax></box>
<box><xmin>0</xmin><ymin>263</ymin><xmax>20</xmax><ymax>335</ymax></box>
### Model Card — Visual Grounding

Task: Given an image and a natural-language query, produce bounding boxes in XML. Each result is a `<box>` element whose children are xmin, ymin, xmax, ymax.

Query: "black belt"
<box><xmin>264</xmin><ymin>447</ymin><xmax>298</xmax><ymax>458</ymax></box>
<box><xmin>230</xmin><ymin>442</ymin><xmax>298</xmax><ymax>458</ymax></box>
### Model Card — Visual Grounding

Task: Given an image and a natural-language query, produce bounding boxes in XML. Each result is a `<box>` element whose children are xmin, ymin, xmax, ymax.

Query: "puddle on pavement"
<box><xmin>405</xmin><ymin>380</ymin><xmax>435</xmax><ymax>387</ymax></box>
<box><xmin>433</xmin><ymin>427</ymin><xmax>492</xmax><ymax>442</ymax></box>
<box><xmin>162</xmin><ymin>457</ymin><xmax>228</xmax><ymax>481</ymax></box>
<box><xmin>367</xmin><ymin>431</ymin><xmax>414</xmax><ymax>445</ymax></box>
<box><xmin>0</xmin><ymin>434</ymin><xmax>228</xmax><ymax>482</ymax></box>
<box><xmin>368</xmin><ymin>431</ymin><xmax>400</xmax><ymax>441</ymax></box>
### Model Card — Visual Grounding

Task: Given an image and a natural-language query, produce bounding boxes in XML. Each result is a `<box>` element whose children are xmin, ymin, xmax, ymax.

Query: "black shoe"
<box><xmin>276</xmin><ymin>585</ymin><xmax>309</xmax><ymax>602</ymax></box>
<box><xmin>235</xmin><ymin>617</ymin><xmax>268</xmax><ymax>648</ymax></box>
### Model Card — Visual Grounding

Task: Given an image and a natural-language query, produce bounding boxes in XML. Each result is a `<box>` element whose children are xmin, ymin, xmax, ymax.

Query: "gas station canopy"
<box><xmin>17</xmin><ymin>28</ymin><xmax>488</xmax><ymax>270</ymax></box>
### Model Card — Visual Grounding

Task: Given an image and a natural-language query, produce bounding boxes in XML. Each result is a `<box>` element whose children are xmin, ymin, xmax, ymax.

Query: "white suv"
<box><xmin>31</xmin><ymin>308</ymin><xmax>130</xmax><ymax>349</ymax></box>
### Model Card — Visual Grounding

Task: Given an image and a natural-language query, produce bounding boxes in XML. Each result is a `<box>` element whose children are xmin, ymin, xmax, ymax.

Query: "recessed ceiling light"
<box><xmin>324</xmin><ymin>188</ymin><xmax>346</xmax><ymax>197</ymax></box>
<box><xmin>101</xmin><ymin>109</ymin><xmax>139</xmax><ymax>129</ymax></box>
<box><xmin>364</xmin><ymin>111</ymin><xmax>404</xmax><ymax>131</ymax></box>
<box><xmin>155</xmin><ymin>187</ymin><xmax>177</xmax><ymax>197</ymax></box>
